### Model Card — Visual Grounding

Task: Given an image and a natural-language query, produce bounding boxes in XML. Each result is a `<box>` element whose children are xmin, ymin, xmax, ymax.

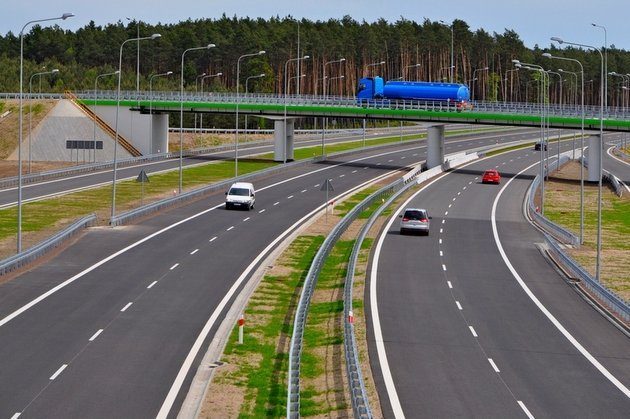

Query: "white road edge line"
<box><xmin>50</xmin><ymin>364</ymin><xmax>67</xmax><ymax>380</ymax></box>
<box><xmin>455</xmin><ymin>301</ymin><xmax>462</xmax><ymax>310</ymax></box>
<box><xmin>442</xmin><ymin>264</ymin><xmax>447</xmax><ymax>272</ymax></box>
<box><xmin>447</xmin><ymin>281</ymin><xmax>453</xmax><ymax>289</ymax></box>
<box><xmin>488</xmin><ymin>358</ymin><xmax>500</xmax><ymax>373</ymax></box>
<box><xmin>517</xmin><ymin>401</ymin><xmax>535</xmax><ymax>419</ymax></box>
<box><xmin>147</xmin><ymin>281</ymin><xmax>158</xmax><ymax>289</ymax></box>
<box><xmin>121</xmin><ymin>302</ymin><xmax>133</xmax><ymax>312</ymax></box>
<box><xmin>469</xmin><ymin>326</ymin><xmax>478</xmax><ymax>337</ymax></box>
<box><xmin>89</xmin><ymin>329</ymin><xmax>103</xmax><ymax>342</ymax></box>
<box><xmin>492</xmin><ymin>160</ymin><xmax>630</xmax><ymax>399</ymax></box>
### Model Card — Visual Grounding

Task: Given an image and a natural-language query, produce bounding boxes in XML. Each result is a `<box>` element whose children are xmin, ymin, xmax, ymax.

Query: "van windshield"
<box><xmin>229</xmin><ymin>188</ymin><xmax>250</xmax><ymax>196</ymax></box>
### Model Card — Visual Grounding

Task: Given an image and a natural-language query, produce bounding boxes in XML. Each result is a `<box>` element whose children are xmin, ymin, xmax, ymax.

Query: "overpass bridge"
<box><xmin>74</xmin><ymin>91</ymin><xmax>630</xmax><ymax>167</ymax></box>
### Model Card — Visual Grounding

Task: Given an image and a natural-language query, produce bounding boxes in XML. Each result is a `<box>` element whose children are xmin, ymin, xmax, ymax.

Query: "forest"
<box><xmin>1</xmin><ymin>14</ymin><xmax>629</xmax><ymax>106</ymax></box>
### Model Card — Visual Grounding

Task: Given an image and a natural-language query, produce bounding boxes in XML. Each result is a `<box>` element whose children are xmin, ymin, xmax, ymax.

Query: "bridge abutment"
<box><xmin>273</xmin><ymin>119</ymin><xmax>295</xmax><ymax>162</ymax></box>
<box><xmin>587</xmin><ymin>134</ymin><xmax>602</xmax><ymax>182</ymax></box>
<box><xmin>426</xmin><ymin>124</ymin><xmax>445</xmax><ymax>169</ymax></box>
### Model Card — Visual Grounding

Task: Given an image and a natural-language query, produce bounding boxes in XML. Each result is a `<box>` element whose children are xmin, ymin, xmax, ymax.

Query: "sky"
<box><xmin>3</xmin><ymin>0</ymin><xmax>630</xmax><ymax>51</ymax></box>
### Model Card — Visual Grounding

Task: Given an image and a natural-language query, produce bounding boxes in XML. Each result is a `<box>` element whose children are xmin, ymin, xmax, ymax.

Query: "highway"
<box><xmin>0</xmin><ymin>127</ymin><xmax>541</xmax><ymax>417</ymax></box>
<box><xmin>368</xmin><ymin>140</ymin><xmax>630</xmax><ymax>417</ymax></box>
<box><xmin>605</xmin><ymin>135</ymin><xmax>630</xmax><ymax>189</ymax></box>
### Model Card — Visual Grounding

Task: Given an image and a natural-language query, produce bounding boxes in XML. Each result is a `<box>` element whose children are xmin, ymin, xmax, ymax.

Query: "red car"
<box><xmin>482</xmin><ymin>169</ymin><xmax>501</xmax><ymax>184</ymax></box>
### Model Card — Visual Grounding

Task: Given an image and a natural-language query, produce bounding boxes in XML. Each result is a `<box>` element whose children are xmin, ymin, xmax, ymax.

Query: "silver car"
<box><xmin>399</xmin><ymin>208</ymin><xmax>431</xmax><ymax>235</ymax></box>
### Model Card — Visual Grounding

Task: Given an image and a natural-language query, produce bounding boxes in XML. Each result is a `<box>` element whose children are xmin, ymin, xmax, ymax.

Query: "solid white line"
<box><xmin>287</xmin><ymin>195</ymin><xmax>294</xmax><ymax>199</ymax></box>
<box><xmin>170</xmin><ymin>263</ymin><xmax>179</xmax><ymax>270</ymax></box>
<box><xmin>442</xmin><ymin>264</ymin><xmax>447</xmax><ymax>272</ymax></box>
<box><xmin>273</xmin><ymin>201</ymin><xmax>280</xmax><ymax>206</ymax></box>
<box><xmin>243</xmin><ymin>217</ymin><xmax>250</xmax><ymax>222</ymax></box>
<box><xmin>469</xmin><ymin>326</ymin><xmax>478</xmax><ymax>337</ymax></box>
<box><xmin>89</xmin><ymin>329</ymin><xmax>104</xmax><ymax>342</ymax></box>
<box><xmin>226</xmin><ymin>226</ymin><xmax>234</xmax><ymax>231</ymax></box>
<box><xmin>456</xmin><ymin>301</ymin><xmax>462</xmax><ymax>310</ymax></box>
<box><xmin>301</xmin><ymin>189</ymin><xmax>307</xmax><ymax>193</ymax></box>
<box><xmin>190</xmin><ymin>249</ymin><xmax>199</xmax><ymax>255</ymax></box>
<box><xmin>492</xmin><ymin>161</ymin><xmax>630</xmax><ymax>399</ymax></box>
<box><xmin>488</xmin><ymin>358</ymin><xmax>500</xmax><ymax>373</ymax></box>
<box><xmin>258</xmin><ymin>209</ymin><xmax>265</xmax><ymax>213</ymax></box>
<box><xmin>121</xmin><ymin>302</ymin><xmax>133</xmax><ymax>312</ymax></box>
<box><xmin>517</xmin><ymin>401</ymin><xmax>535</xmax><ymax>419</ymax></box>
<box><xmin>147</xmin><ymin>280</ymin><xmax>158</xmax><ymax>289</ymax></box>
<box><xmin>50</xmin><ymin>364</ymin><xmax>67</xmax><ymax>380</ymax></box>
<box><xmin>447</xmin><ymin>281</ymin><xmax>453</xmax><ymax>289</ymax></box>
<box><xmin>209</xmin><ymin>236</ymin><xmax>217</xmax><ymax>242</ymax></box>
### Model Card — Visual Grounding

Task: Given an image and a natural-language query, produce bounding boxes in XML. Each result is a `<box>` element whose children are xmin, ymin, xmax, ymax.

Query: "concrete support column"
<box><xmin>426</xmin><ymin>124</ymin><xmax>445</xmax><ymax>169</ymax></box>
<box><xmin>587</xmin><ymin>134</ymin><xmax>601</xmax><ymax>182</ymax></box>
<box><xmin>274</xmin><ymin>119</ymin><xmax>295</xmax><ymax>162</ymax></box>
<box><xmin>151</xmin><ymin>113</ymin><xmax>169</xmax><ymax>154</ymax></box>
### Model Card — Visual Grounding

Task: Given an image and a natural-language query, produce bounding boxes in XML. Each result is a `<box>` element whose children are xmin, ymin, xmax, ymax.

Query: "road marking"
<box><xmin>89</xmin><ymin>329</ymin><xmax>104</xmax><ymax>342</ymax></box>
<box><xmin>287</xmin><ymin>195</ymin><xmax>294</xmax><ymax>199</ymax></box>
<box><xmin>170</xmin><ymin>263</ymin><xmax>179</xmax><ymax>270</ymax></box>
<box><xmin>439</xmin><ymin>250</ymin><xmax>443</xmax><ymax>257</ymax></box>
<box><xmin>121</xmin><ymin>302</ymin><xmax>133</xmax><ymax>312</ymax></box>
<box><xmin>447</xmin><ymin>281</ymin><xmax>453</xmax><ymax>289</ymax></box>
<box><xmin>226</xmin><ymin>226</ymin><xmax>234</xmax><ymax>231</ymax></box>
<box><xmin>463</xmin><ymin>186</ymin><xmax>467</xmax><ymax>190</ymax></box>
<box><xmin>488</xmin><ymin>358</ymin><xmax>500</xmax><ymax>373</ymax></box>
<box><xmin>274</xmin><ymin>202</ymin><xmax>280</xmax><ymax>206</ymax></box>
<box><xmin>455</xmin><ymin>301</ymin><xmax>462</xmax><ymax>310</ymax></box>
<box><xmin>50</xmin><ymin>364</ymin><xmax>67</xmax><ymax>380</ymax></box>
<box><xmin>388</xmin><ymin>159</ymin><xmax>393</xmax><ymax>162</ymax></box>
<box><xmin>442</xmin><ymin>264</ymin><xmax>447</xmax><ymax>271</ymax></box>
<box><xmin>190</xmin><ymin>249</ymin><xmax>199</xmax><ymax>255</ymax></box>
<box><xmin>469</xmin><ymin>326</ymin><xmax>478</xmax><ymax>337</ymax></box>
<box><xmin>147</xmin><ymin>281</ymin><xmax>158</xmax><ymax>289</ymax></box>
<box><xmin>452</xmin><ymin>197</ymin><xmax>456</xmax><ymax>201</ymax></box>
<box><xmin>258</xmin><ymin>209</ymin><xmax>266</xmax><ymax>213</ymax></box>
<box><xmin>448</xmin><ymin>204</ymin><xmax>452</xmax><ymax>208</ymax></box>
<box><xmin>243</xmin><ymin>217</ymin><xmax>250</xmax><ymax>222</ymax></box>
<box><xmin>377</xmin><ymin>162</ymin><xmax>382</xmax><ymax>165</ymax></box>
<box><xmin>442</xmin><ymin>220</ymin><xmax>445</xmax><ymax>224</ymax></box>
<box><xmin>440</xmin><ymin>228</ymin><xmax>443</xmax><ymax>234</ymax></box>
<box><xmin>492</xmin><ymin>160</ymin><xmax>630</xmax><ymax>399</ymax></box>
<box><xmin>457</xmin><ymin>192</ymin><xmax>461</xmax><ymax>196</ymax></box>
<box><xmin>314</xmin><ymin>184</ymin><xmax>320</xmax><ymax>187</ymax></box>
<box><xmin>517</xmin><ymin>401</ymin><xmax>535</xmax><ymax>419</ymax></box>
<box><xmin>401</xmin><ymin>156</ymin><xmax>406</xmax><ymax>159</ymax></box>
<box><xmin>339</xmin><ymin>174</ymin><xmax>345</xmax><ymax>178</ymax></box>
<box><xmin>301</xmin><ymin>189</ymin><xmax>307</xmax><ymax>193</ymax></box>
<box><xmin>469</xmin><ymin>181</ymin><xmax>473</xmax><ymax>185</ymax></box>
<box><xmin>10</xmin><ymin>413</ymin><xmax>20</xmax><ymax>419</ymax></box>
<box><xmin>352</xmin><ymin>170</ymin><xmax>358</xmax><ymax>174</ymax></box>
<box><xmin>209</xmin><ymin>236</ymin><xmax>217</xmax><ymax>242</ymax></box>
<box><xmin>439</xmin><ymin>239</ymin><xmax>442</xmax><ymax>244</ymax></box>
<box><xmin>363</xmin><ymin>166</ymin><xmax>369</xmax><ymax>169</ymax></box>
<box><xmin>412</xmin><ymin>153</ymin><xmax>418</xmax><ymax>156</ymax></box>
<box><xmin>444</xmin><ymin>211</ymin><xmax>448</xmax><ymax>216</ymax></box>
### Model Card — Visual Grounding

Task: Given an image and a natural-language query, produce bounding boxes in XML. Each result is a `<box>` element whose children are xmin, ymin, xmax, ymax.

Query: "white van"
<box><xmin>225</xmin><ymin>182</ymin><xmax>256</xmax><ymax>210</ymax></box>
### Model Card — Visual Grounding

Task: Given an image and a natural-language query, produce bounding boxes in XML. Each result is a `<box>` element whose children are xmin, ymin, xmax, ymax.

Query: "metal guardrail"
<box><xmin>0</xmin><ymin>214</ymin><xmax>96</xmax><ymax>276</ymax></box>
<box><xmin>603</xmin><ymin>170</ymin><xmax>624</xmax><ymax>197</ymax></box>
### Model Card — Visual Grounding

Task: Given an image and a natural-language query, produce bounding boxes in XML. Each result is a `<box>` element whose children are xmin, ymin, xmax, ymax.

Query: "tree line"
<box><xmin>1</xmin><ymin>14</ymin><xmax>629</xmax><ymax>106</ymax></box>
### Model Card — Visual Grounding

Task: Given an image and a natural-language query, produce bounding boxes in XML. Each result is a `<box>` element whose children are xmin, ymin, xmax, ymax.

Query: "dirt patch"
<box><xmin>168</xmin><ymin>132</ymin><xmax>271</xmax><ymax>151</ymax></box>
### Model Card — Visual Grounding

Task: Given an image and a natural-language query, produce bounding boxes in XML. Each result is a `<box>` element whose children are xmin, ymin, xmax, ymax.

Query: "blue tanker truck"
<box><xmin>357</xmin><ymin>76</ymin><xmax>471</xmax><ymax>110</ymax></box>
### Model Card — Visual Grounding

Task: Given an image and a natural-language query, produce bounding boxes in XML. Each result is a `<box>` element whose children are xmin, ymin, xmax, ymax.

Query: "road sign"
<box><xmin>320</xmin><ymin>179</ymin><xmax>334</xmax><ymax>192</ymax></box>
<box><xmin>136</xmin><ymin>169</ymin><xmax>150</xmax><ymax>183</ymax></box>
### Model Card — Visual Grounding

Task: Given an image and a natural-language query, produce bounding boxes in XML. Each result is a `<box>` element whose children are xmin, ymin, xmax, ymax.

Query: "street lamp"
<box><xmin>235</xmin><ymin>50</ymin><xmax>266</xmax><ymax>176</ymax></box>
<box><xmin>591</xmin><ymin>23</ymin><xmax>607</xmax><ymax>111</ymax></box>
<box><xmin>150</xmin><ymin>71</ymin><xmax>173</xmax><ymax>153</ymax></box>
<box><xmin>126</xmin><ymin>17</ymin><xmax>140</xmax><ymax>97</ymax></box>
<box><xmin>199</xmin><ymin>72</ymin><xmax>222</xmax><ymax>132</ymax></box>
<box><xmin>18</xmin><ymin>12</ymin><xmax>74</xmax><ymax>253</ymax></box>
<box><xmin>551</xmin><ymin>37</ymin><xmax>604</xmax><ymax>282</ymax></box>
<box><xmin>112</xmin><ymin>33</ymin><xmax>161</xmax><ymax>219</ymax></box>
<box><xmin>505</xmin><ymin>68</ymin><xmax>519</xmax><ymax>102</ymax></box>
<box><xmin>288</xmin><ymin>74</ymin><xmax>306</xmax><ymax>95</ymax></box>
<box><xmin>608</xmin><ymin>72</ymin><xmax>628</xmax><ymax>109</ymax></box>
<box><xmin>179</xmin><ymin>43</ymin><xmax>215</xmax><ymax>193</ymax></box>
<box><xmin>402</xmin><ymin>63</ymin><xmax>421</xmax><ymax>81</ymax></box>
<box><xmin>439</xmin><ymin>20</ymin><xmax>454</xmax><ymax>82</ymax></box>
<box><xmin>29</xmin><ymin>68</ymin><xmax>58</xmax><ymax>172</ymax></box>
<box><xmin>244</xmin><ymin>73</ymin><xmax>265</xmax><ymax>142</ymax></box>
<box><xmin>471</xmin><ymin>66</ymin><xmax>489</xmax><ymax>101</ymax></box>
<box><xmin>365</xmin><ymin>60</ymin><xmax>385</xmax><ymax>77</ymax></box>
<box><xmin>94</xmin><ymin>70</ymin><xmax>119</xmax><ymax>163</ymax></box>
<box><xmin>194</xmin><ymin>72</ymin><xmax>207</xmax><ymax>134</ymax></box>
<box><xmin>284</xmin><ymin>55</ymin><xmax>310</xmax><ymax>163</ymax></box>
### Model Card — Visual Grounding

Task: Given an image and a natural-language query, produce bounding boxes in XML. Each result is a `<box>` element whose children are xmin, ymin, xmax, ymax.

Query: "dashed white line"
<box><xmin>147</xmin><ymin>281</ymin><xmax>158</xmax><ymax>289</ymax></box>
<box><xmin>50</xmin><ymin>364</ymin><xmax>67</xmax><ymax>380</ymax></box>
<box><xmin>301</xmin><ymin>189</ymin><xmax>307</xmax><ymax>193</ymax></box>
<box><xmin>455</xmin><ymin>301</ymin><xmax>462</xmax><ymax>310</ymax></box>
<box><xmin>209</xmin><ymin>236</ymin><xmax>217</xmax><ymax>242</ymax></box>
<box><xmin>442</xmin><ymin>220</ymin><xmax>445</xmax><ymax>224</ymax></box>
<box><xmin>274</xmin><ymin>202</ymin><xmax>280</xmax><ymax>206</ymax></box>
<box><xmin>351</xmin><ymin>170</ymin><xmax>358</xmax><ymax>173</ymax></box>
<box><xmin>463</xmin><ymin>186</ymin><xmax>467</xmax><ymax>190</ymax></box>
<box><xmin>447</xmin><ymin>281</ymin><xmax>453</xmax><ymax>289</ymax></box>
<box><xmin>440</xmin><ymin>228</ymin><xmax>443</xmax><ymax>234</ymax></box>
<box><xmin>10</xmin><ymin>413</ymin><xmax>20</xmax><ymax>419</ymax></box>
<box><xmin>287</xmin><ymin>195</ymin><xmax>294</xmax><ymax>199</ymax></box>
<box><xmin>452</xmin><ymin>197</ymin><xmax>456</xmax><ymax>201</ymax></box>
<box><xmin>488</xmin><ymin>358</ymin><xmax>500</xmax><ymax>373</ymax></box>
<box><xmin>518</xmin><ymin>401</ymin><xmax>535</xmax><ymax>419</ymax></box>
<box><xmin>439</xmin><ymin>250</ymin><xmax>443</xmax><ymax>257</ymax></box>
<box><xmin>442</xmin><ymin>264</ymin><xmax>447</xmax><ymax>271</ymax></box>
<box><xmin>448</xmin><ymin>204</ymin><xmax>452</xmax><ymax>208</ymax></box>
<box><xmin>377</xmin><ymin>162</ymin><xmax>382</xmax><ymax>165</ymax></box>
<box><xmin>121</xmin><ymin>302</ymin><xmax>133</xmax><ymax>312</ymax></box>
<box><xmin>170</xmin><ymin>263</ymin><xmax>179</xmax><ymax>270</ymax></box>
<box><xmin>469</xmin><ymin>326</ymin><xmax>478</xmax><ymax>337</ymax></box>
<box><xmin>258</xmin><ymin>209</ymin><xmax>266</xmax><ymax>213</ymax></box>
<box><xmin>243</xmin><ymin>217</ymin><xmax>250</xmax><ymax>222</ymax></box>
<box><xmin>314</xmin><ymin>184</ymin><xmax>320</xmax><ymax>188</ymax></box>
<box><xmin>469</xmin><ymin>181</ymin><xmax>473</xmax><ymax>185</ymax></box>
<box><xmin>226</xmin><ymin>226</ymin><xmax>234</xmax><ymax>231</ymax></box>
<box><xmin>439</xmin><ymin>239</ymin><xmax>443</xmax><ymax>244</ymax></box>
<box><xmin>412</xmin><ymin>153</ymin><xmax>418</xmax><ymax>156</ymax></box>
<box><xmin>444</xmin><ymin>211</ymin><xmax>448</xmax><ymax>216</ymax></box>
<box><xmin>339</xmin><ymin>175</ymin><xmax>345</xmax><ymax>178</ymax></box>
<box><xmin>89</xmin><ymin>329</ymin><xmax>103</xmax><ymax>342</ymax></box>
<box><xmin>190</xmin><ymin>249</ymin><xmax>199</xmax><ymax>255</ymax></box>
<box><xmin>388</xmin><ymin>159</ymin><xmax>393</xmax><ymax>162</ymax></box>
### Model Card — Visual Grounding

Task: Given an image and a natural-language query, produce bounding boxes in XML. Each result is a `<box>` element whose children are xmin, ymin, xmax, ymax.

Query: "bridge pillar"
<box><xmin>587</xmin><ymin>134</ymin><xmax>602</xmax><ymax>182</ymax></box>
<box><xmin>426</xmin><ymin>124</ymin><xmax>445</xmax><ymax>169</ymax></box>
<box><xmin>150</xmin><ymin>113</ymin><xmax>169</xmax><ymax>154</ymax></box>
<box><xmin>274</xmin><ymin>119</ymin><xmax>295</xmax><ymax>162</ymax></box>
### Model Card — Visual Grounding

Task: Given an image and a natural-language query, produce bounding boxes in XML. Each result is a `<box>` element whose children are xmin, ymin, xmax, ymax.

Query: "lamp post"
<box><xmin>365</xmin><ymin>60</ymin><xmax>385</xmax><ymax>77</ymax></box>
<box><xmin>236</xmin><ymin>50</ymin><xmax>265</xmax><ymax>176</ymax></box>
<box><xmin>126</xmin><ymin>17</ymin><xmax>141</xmax><ymax>96</ymax></box>
<box><xmin>288</xmin><ymin>74</ymin><xmax>306</xmax><ymax>95</ymax></box>
<box><xmin>439</xmin><ymin>20</ymin><xmax>454</xmax><ymax>82</ymax></box>
<box><xmin>608</xmin><ymin>72</ymin><xmax>628</xmax><ymax>109</ymax></box>
<box><xmin>193</xmin><ymin>72</ymin><xmax>206</xmax><ymax>134</ymax></box>
<box><xmin>29</xmin><ymin>68</ymin><xmax>58</xmax><ymax>172</ymax></box>
<box><xmin>179</xmin><ymin>44</ymin><xmax>215</xmax><ymax>193</ymax></box>
<box><xmin>244</xmin><ymin>73</ymin><xmax>265</xmax><ymax>142</ymax></box>
<box><xmin>591</xmin><ymin>23</ymin><xmax>607</xmax><ymax>111</ymax></box>
<box><xmin>199</xmin><ymin>72</ymin><xmax>222</xmax><ymax>133</ymax></box>
<box><xmin>284</xmin><ymin>55</ymin><xmax>310</xmax><ymax>163</ymax></box>
<box><xmin>505</xmin><ymin>68</ymin><xmax>519</xmax><ymax>103</ymax></box>
<box><xmin>551</xmin><ymin>37</ymin><xmax>604</xmax><ymax>281</ymax></box>
<box><xmin>94</xmin><ymin>70</ymin><xmax>119</xmax><ymax>163</ymax></box>
<box><xmin>402</xmin><ymin>63</ymin><xmax>421</xmax><ymax>81</ymax></box>
<box><xmin>149</xmin><ymin>71</ymin><xmax>173</xmax><ymax>153</ymax></box>
<box><xmin>471</xmin><ymin>66</ymin><xmax>489</xmax><ymax>101</ymax></box>
<box><xmin>557</xmin><ymin>68</ymin><xmax>579</xmax><ymax>159</ymax></box>
<box><xmin>112</xmin><ymin>33</ymin><xmax>161</xmax><ymax>219</ymax></box>
<box><xmin>327</xmin><ymin>75</ymin><xmax>345</xmax><ymax>97</ymax></box>
<box><xmin>18</xmin><ymin>12</ymin><xmax>74</xmax><ymax>253</ymax></box>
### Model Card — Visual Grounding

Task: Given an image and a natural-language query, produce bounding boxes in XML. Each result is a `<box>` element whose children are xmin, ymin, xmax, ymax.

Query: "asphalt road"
<box><xmin>369</xmin><ymin>140</ymin><xmax>630</xmax><ymax>417</ymax></box>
